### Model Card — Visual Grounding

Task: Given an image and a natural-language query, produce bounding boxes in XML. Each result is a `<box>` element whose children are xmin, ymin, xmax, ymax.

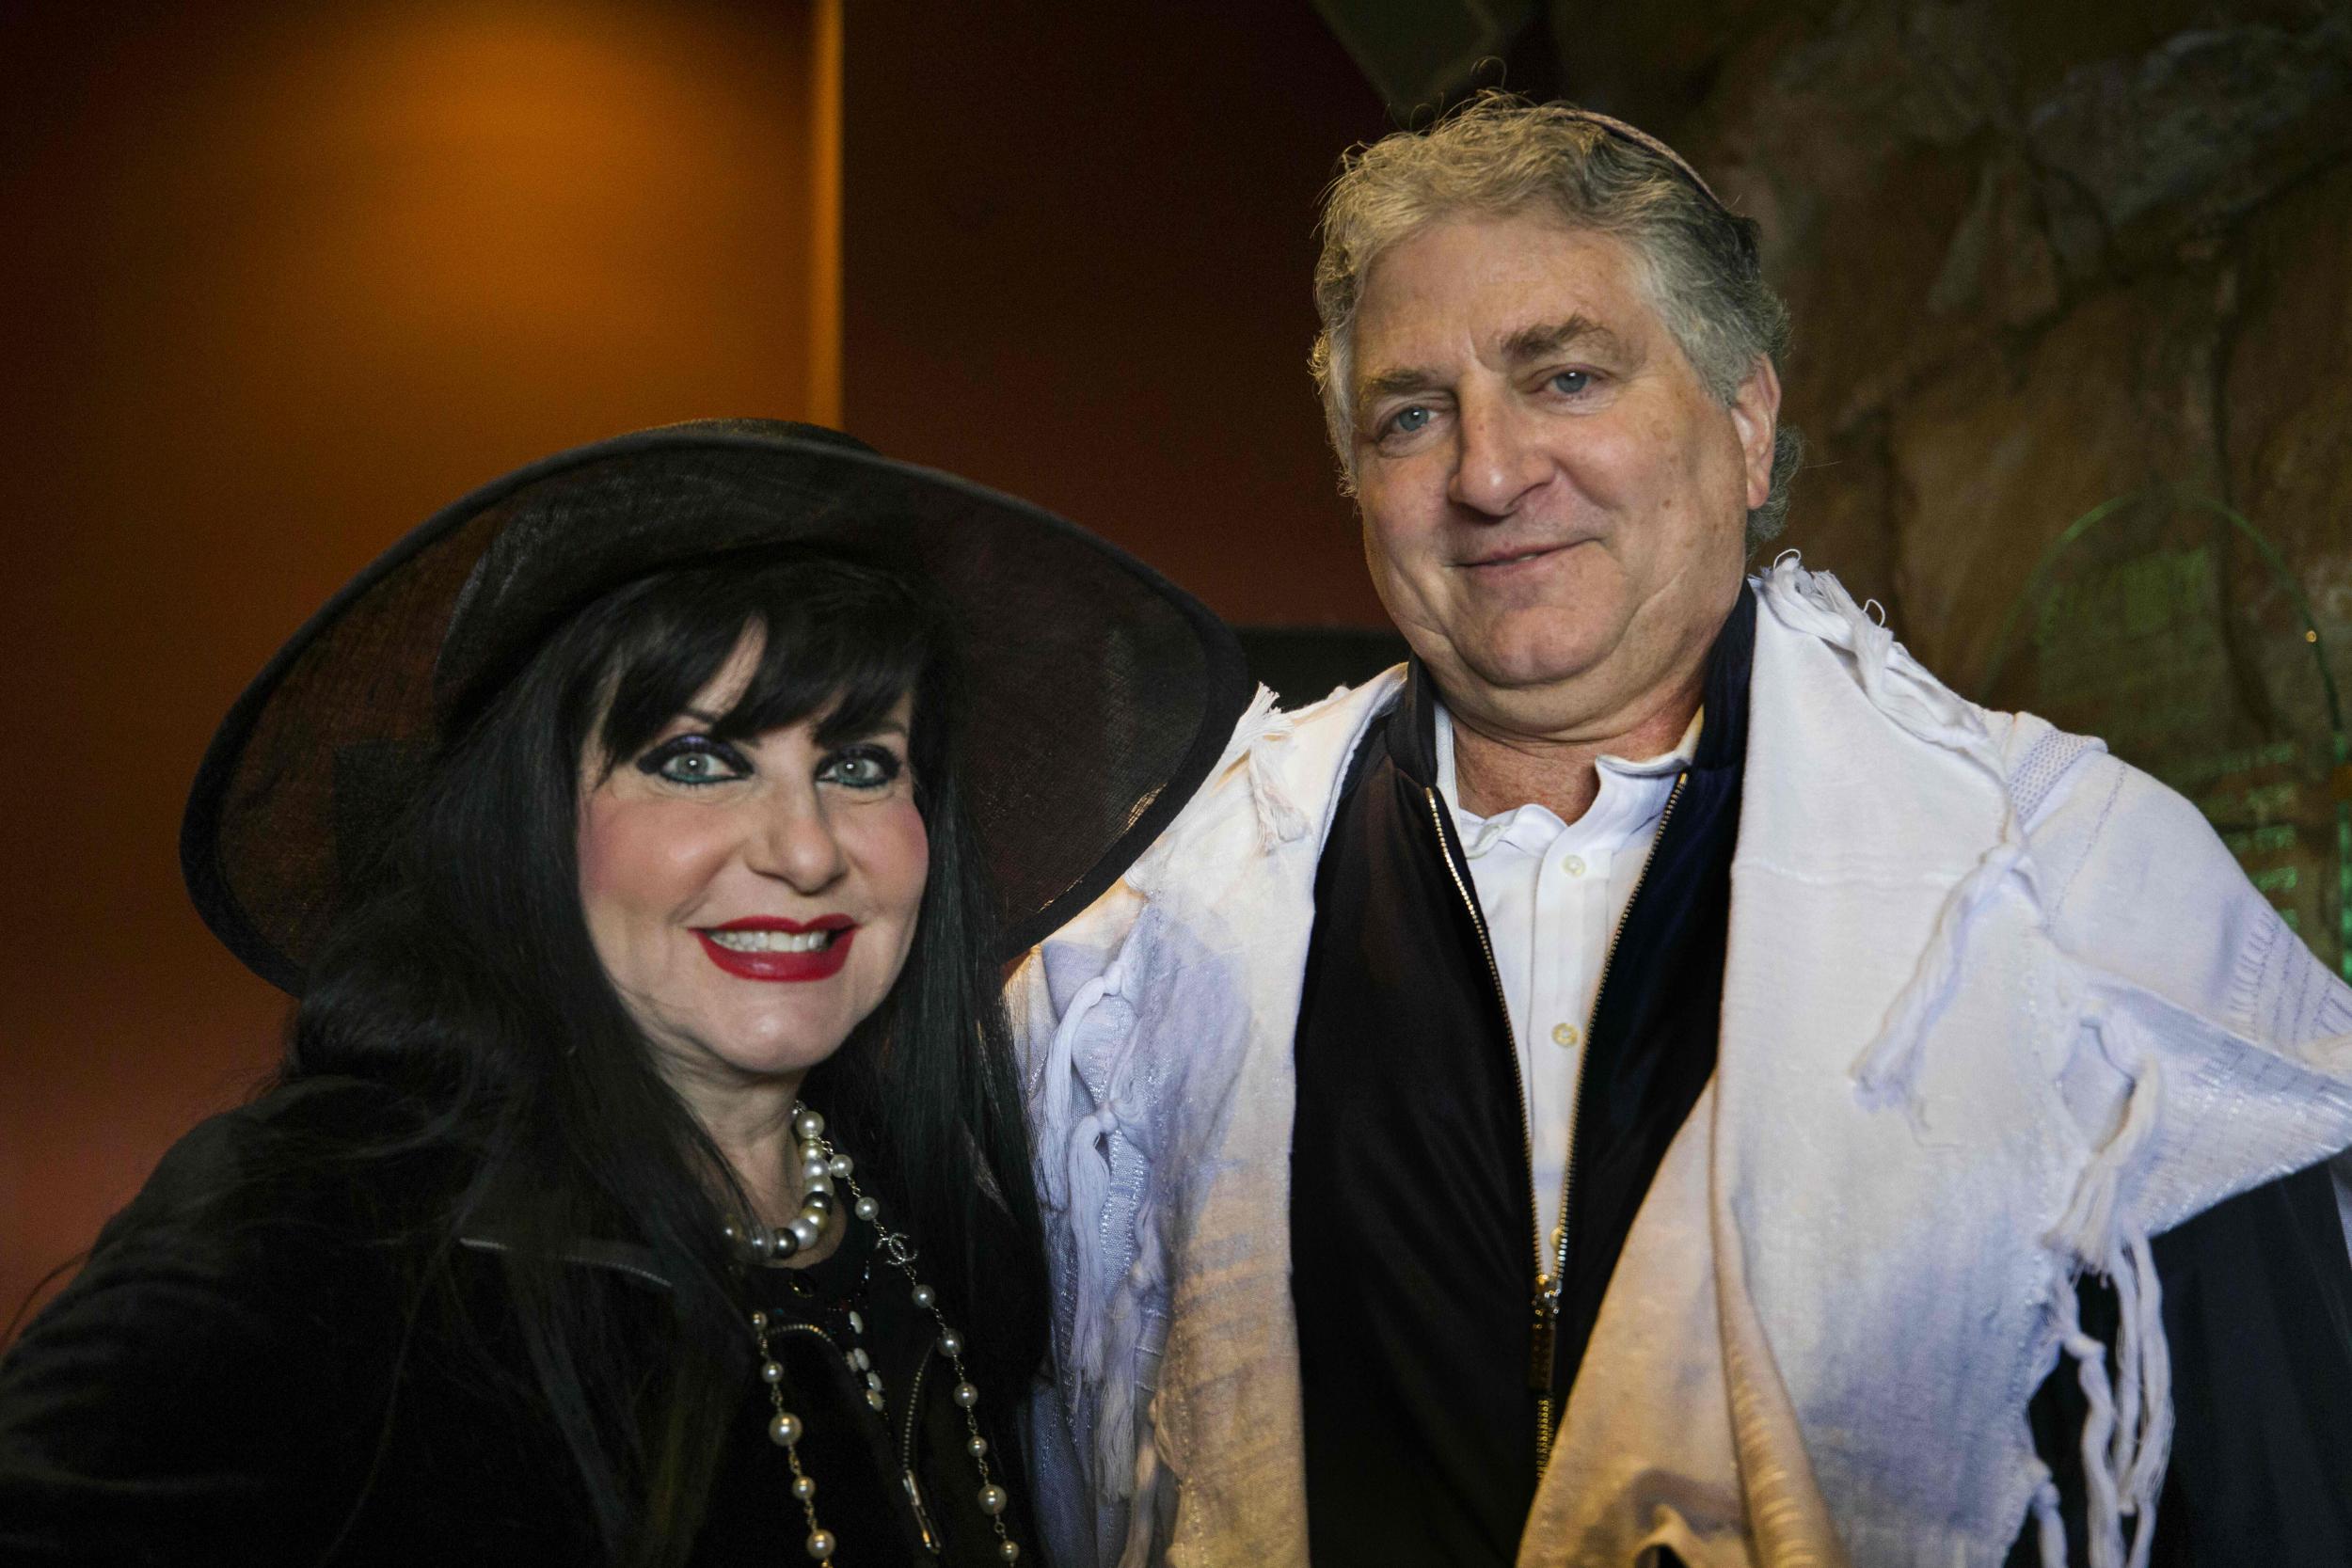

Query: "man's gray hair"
<box><xmin>1310</xmin><ymin>94</ymin><xmax>1803</xmax><ymax>544</ymax></box>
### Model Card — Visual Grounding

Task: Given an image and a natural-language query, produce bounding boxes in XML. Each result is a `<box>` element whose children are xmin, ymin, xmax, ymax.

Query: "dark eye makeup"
<box><xmin>631</xmin><ymin>733</ymin><xmax>906</xmax><ymax>791</ymax></box>
<box><xmin>636</xmin><ymin>734</ymin><xmax>751</xmax><ymax>786</ymax></box>
<box><xmin>818</xmin><ymin>742</ymin><xmax>904</xmax><ymax>790</ymax></box>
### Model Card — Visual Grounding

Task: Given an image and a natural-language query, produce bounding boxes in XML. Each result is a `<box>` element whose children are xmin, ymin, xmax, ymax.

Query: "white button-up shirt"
<box><xmin>1435</xmin><ymin>704</ymin><xmax>1702</xmax><ymax>1265</ymax></box>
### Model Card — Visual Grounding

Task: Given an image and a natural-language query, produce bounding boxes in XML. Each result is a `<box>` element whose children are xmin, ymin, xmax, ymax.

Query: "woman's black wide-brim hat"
<box><xmin>182</xmin><ymin>419</ymin><xmax>1251</xmax><ymax>994</ymax></box>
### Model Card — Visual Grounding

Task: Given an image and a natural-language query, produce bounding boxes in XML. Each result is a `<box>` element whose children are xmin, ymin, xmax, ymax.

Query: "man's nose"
<box><xmin>749</xmin><ymin>783</ymin><xmax>849</xmax><ymax>892</ymax></box>
<box><xmin>1447</xmin><ymin>393</ymin><xmax>1548</xmax><ymax>518</ymax></box>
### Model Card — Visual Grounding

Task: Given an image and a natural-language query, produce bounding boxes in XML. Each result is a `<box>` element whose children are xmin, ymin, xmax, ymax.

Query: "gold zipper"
<box><xmin>1533</xmin><ymin>769</ymin><xmax>1687</xmax><ymax>1472</ymax></box>
<box><xmin>1422</xmin><ymin>787</ymin><xmax>1548</xmax><ymax>1458</ymax></box>
<box><xmin>762</xmin><ymin>1316</ymin><xmax>944</xmax><ymax>1550</ymax></box>
<box><xmin>1427</xmin><ymin>768</ymin><xmax>1690</xmax><ymax>1476</ymax></box>
<box><xmin>898</xmin><ymin>1343</ymin><xmax>944</xmax><ymax>1553</ymax></box>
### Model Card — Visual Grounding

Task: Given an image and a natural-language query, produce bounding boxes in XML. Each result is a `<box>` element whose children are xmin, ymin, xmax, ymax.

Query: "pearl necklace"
<box><xmin>728</xmin><ymin>1105</ymin><xmax>1022</xmax><ymax>1565</ymax></box>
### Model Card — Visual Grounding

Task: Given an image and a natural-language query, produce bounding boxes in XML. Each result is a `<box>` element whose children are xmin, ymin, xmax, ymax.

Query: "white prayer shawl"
<box><xmin>1011</xmin><ymin>562</ymin><xmax>2352</xmax><ymax>1568</ymax></box>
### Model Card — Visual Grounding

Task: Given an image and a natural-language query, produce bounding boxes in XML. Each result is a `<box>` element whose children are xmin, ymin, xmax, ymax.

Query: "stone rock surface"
<box><xmin>2220</xmin><ymin>153</ymin><xmax>2352</xmax><ymax>758</ymax></box>
<box><xmin>2226</xmin><ymin>157</ymin><xmax>2352</xmax><ymax>615</ymax></box>
<box><xmin>2023</xmin><ymin>11</ymin><xmax>2352</xmax><ymax>268</ymax></box>
<box><xmin>1887</xmin><ymin>270</ymin><xmax>2228</xmax><ymax>684</ymax></box>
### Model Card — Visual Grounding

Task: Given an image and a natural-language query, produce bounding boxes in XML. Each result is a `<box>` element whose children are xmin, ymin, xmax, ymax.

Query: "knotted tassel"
<box><xmin>2043</xmin><ymin>1007</ymin><xmax>2172</xmax><ymax>1568</ymax></box>
<box><xmin>1850</xmin><ymin>838</ymin><xmax>2030</xmax><ymax>1123</ymax></box>
<box><xmin>2028</xmin><ymin>1467</ymin><xmax>2068</xmax><ymax>1568</ymax></box>
<box><xmin>1037</xmin><ymin>962</ymin><xmax>1125</xmax><ymax>1212</ymax></box>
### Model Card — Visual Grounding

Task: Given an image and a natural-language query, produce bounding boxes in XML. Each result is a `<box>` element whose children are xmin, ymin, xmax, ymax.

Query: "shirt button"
<box><xmin>1562</xmin><ymin>854</ymin><xmax>1587</xmax><ymax>878</ymax></box>
<box><xmin>1551</xmin><ymin>1022</ymin><xmax>1580</xmax><ymax>1048</ymax></box>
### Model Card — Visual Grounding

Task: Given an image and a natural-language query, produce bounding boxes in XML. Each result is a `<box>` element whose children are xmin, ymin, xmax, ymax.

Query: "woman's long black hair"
<box><xmin>288</xmin><ymin>547</ymin><xmax>1048</xmax><ymax>1562</ymax></box>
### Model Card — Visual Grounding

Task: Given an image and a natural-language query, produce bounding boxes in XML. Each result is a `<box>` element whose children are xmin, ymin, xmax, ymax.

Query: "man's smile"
<box><xmin>1454</xmin><ymin>537</ymin><xmax>1594</xmax><ymax>573</ymax></box>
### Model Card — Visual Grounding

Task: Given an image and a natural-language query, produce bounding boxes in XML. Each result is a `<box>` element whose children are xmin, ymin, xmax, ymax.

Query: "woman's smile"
<box><xmin>694</xmin><ymin>914</ymin><xmax>859</xmax><ymax>980</ymax></box>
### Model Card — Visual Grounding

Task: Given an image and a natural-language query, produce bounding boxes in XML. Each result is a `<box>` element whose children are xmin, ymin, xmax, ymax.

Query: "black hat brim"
<box><xmin>181</xmin><ymin>420</ymin><xmax>1250</xmax><ymax>992</ymax></box>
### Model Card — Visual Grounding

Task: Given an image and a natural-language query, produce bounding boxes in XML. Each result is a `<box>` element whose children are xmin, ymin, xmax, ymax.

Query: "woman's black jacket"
<box><xmin>0</xmin><ymin>1077</ymin><xmax>1032</xmax><ymax>1565</ymax></box>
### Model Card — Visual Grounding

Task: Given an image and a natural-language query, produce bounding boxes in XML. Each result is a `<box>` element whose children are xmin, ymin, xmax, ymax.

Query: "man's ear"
<box><xmin>1729</xmin><ymin>356</ymin><xmax>1782</xmax><ymax>512</ymax></box>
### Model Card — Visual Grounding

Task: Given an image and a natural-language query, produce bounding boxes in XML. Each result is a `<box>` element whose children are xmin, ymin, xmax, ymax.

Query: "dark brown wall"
<box><xmin>841</xmin><ymin>2</ymin><xmax>1392</xmax><ymax>628</ymax></box>
<box><xmin>0</xmin><ymin>0</ymin><xmax>827</xmax><ymax>1323</ymax></box>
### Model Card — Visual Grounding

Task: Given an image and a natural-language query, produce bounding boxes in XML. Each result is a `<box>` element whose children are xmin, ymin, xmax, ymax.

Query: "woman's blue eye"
<box><xmin>1549</xmin><ymin>370</ymin><xmax>1592</xmax><ymax>395</ymax></box>
<box><xmin>820</xmin><ymin>744</ymin><xmax>902</xmax><ymax>790</ymax></box>
<box><xmin>638</xmin><ymin>736</ymin><xmax>749</xmax><ymax>785</ymax></box>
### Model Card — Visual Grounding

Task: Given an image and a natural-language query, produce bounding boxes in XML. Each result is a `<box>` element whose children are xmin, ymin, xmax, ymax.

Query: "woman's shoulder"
<box><xmin>109</xmin><ymin>1074</ymin><xmax>466</xmax><ymax>1243</ymax></box>
<box><xmin>0</xmin><ymin>1077</ymin><xmax>478</xmax><ymax>1560</ymax></box>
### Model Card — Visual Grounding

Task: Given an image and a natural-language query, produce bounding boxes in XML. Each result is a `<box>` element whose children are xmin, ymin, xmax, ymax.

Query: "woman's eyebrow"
<box><xmin>832</xmin><ymin>718</ymin><xmax>909</xmax><ymax>741</ymax></box>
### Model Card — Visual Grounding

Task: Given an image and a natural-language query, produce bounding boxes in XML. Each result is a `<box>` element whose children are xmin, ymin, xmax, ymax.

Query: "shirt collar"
<box><xmin>1436</xmin><ymin>704</ymin><xmax>1702</xmax><ymax>859</ymax></box>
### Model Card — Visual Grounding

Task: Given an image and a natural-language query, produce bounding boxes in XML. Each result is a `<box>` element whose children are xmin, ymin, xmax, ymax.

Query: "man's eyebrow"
<box><xmin>1356</xmin><ymin>364</ymin><xmax>1446</xmax><ymax>407</ymax></box>
<box><xmin>1502</xmin><ymin>316</ymin><xmax>1621</xmax><ymax>362</ymax></box>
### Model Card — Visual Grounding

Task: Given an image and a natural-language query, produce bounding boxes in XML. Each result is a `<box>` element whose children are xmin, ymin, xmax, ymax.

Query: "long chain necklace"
<box><xmin>730</xmin><ymin>1104</ymin><xmax>1021</xmax><ymax>1564</ymax></box>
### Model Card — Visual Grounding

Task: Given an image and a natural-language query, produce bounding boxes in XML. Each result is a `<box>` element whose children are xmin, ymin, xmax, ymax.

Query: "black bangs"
<box><xmin>589</xmin><ymin>549</ymin><xmax>935</xmax><ymax>771</ymax></box>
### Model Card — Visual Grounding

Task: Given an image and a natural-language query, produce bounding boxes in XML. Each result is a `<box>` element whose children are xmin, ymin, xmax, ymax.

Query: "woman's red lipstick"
<box><xmin>694</xmin><ymin>915</ymin><xmax>857</xmax><ymax>982</ymax></box>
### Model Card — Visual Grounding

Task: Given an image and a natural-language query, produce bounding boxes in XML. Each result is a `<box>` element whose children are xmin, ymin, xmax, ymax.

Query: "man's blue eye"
<box><xmin>1550</xmin><ymin>370</ymin><xmax>1592</xmax><ymax>395</ymax></box>
<box><xmin>1391</xmin><ymin>406</ymin><xmax>1431</xmax><ymax>436</ymax></box>
<box><xmin>821</xmin><ymin>745</ymin><xmax>902</xmax><ymax>790</ymax></box>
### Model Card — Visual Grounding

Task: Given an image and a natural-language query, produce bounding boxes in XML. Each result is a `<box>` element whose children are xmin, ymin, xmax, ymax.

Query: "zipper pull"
<box><xmin>1529</xmin><ymin>1274</ymin><xmax>1558</xmax><ymax>1391</ymax></box>
<box><xmin>904</xmin><ymin>1468</ymin><xmax>944</xmax><ymax>1554</ymax></box>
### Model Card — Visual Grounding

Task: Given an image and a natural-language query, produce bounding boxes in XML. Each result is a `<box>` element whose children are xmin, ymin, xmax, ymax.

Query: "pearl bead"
<box><xmin>746</xmin><ymin>1227</ymin><xmax>773</xmax><ymax>1260</ymax></box>
<box><xmin>854</xmin><ymin>1196</ymin><xmax>880</xmax><ymax>1222</ymax></box>
<box><xmin>866</xmin><ymin>1370</ymin><xmax>884</xmax><ymax>1392</ymax></box>
<box><xmin>849</xmin><ymin>1348</ymin><xmax>869</xmax><ymax>1370</ymax></box>
<box><xmin>768</xmin><ymin>1411</ymin><xmax>802</xmax><ymax>1446</ymax></box>
<box><xmin>786</xmin><ymin>1216</ymin><xmax>822</xmax><ymax>1252</ymax></box>
<box><xmin>804</xmin><ymin>1527</ymin><xmax>834</xmax><ymax>1559</ymax></box>
<box><xmin>847</xmin><ymin>1310</ymin><xmax>865</xmax><ymax>1335</ymax></box>
<box><xmin>792</xmin><ymin>1474</ymin><xmax>816</xmax><ymax>1500</ymax></box>
<box><xmin>866</xmin><ymin>1386</ymin><xmax>887</xmax><ymax>1411</ymax></box>
<box><xmin>828</xmin><ymin>1154</ymin><xmax>852</xmax><ymax>1178</ymax></box>
<box><xmin>999</xmin><ymin>1542</ymin><xmax>1022</xmax><ymax>1562</ymax></box>
<box><xmin>761</xmin><ymin>1361</ymin><xmax>785</xmax><ymax>1385</ymax></box>
<box><xmin>953</xmin><ymin>1381</ymin><xmax>979</xmax><ymax>1409</ymax></box>
<box><xmin>939</xmin><ymin>1328</ymin><xmax>962</xmax><ymax>1356</ymax></box>
<box><xmin>802</xmin><ymin>1155</ymin><xmax>832</xmax><ymax>1185</ymax></box>
<box><xmin>770</xmin><ymin>1227</ymin><xmax>800</xmax><ymax>1259</ymax></box>
<box><xmin>977</xmin><ymin>1483</ymin><xmax>1009</xmax><ymax>1515</ymax></box>
<box><xmin>804</xmin><ymin>1189</ymin><xmax>834</xmax><ymax>1213</ymax></box>
<box><xmin>967</xmin><ymin>1435</ymin><xmax>989</xmax><ymax>1459</ymax></box>
<box><xmin>911</xmin><ymin>1284</ymin><xmax>936</xmax><ymax>1309</ymax></box>
<box><xmin>793</xmin><ymin>1109</ymin><xmax>825</xmax><ymax>1141</ymax></box>
<box><xmin>749</xmin><ymin>1310</ymin><xmax>767</xmax><ymax>1331</ymax></box>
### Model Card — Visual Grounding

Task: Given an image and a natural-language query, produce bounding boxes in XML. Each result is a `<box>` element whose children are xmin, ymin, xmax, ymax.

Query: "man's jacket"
<box><xmin>1010</xmin><ymin>562</ymin><xmax>2352</xmax><ymax>1568</ymax></box>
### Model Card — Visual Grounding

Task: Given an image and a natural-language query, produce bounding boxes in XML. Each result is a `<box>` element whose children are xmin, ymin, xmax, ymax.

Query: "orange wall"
<box><xmin>0</xmin><ymin>0</ymin><xmax>831</xmax><ymax>1325</ymax></box>
<box><xmin>2</xmin><ymin>2</ymin><xmax>1396</xmax><ymax>1332</ymax></box>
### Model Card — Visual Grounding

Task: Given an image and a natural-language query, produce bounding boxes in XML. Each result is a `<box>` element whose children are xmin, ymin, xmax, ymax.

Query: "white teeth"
<box><xmin>707</xmin><ymin>928</ymin><xmax>837</xmax><ymax>953</ymax></box>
